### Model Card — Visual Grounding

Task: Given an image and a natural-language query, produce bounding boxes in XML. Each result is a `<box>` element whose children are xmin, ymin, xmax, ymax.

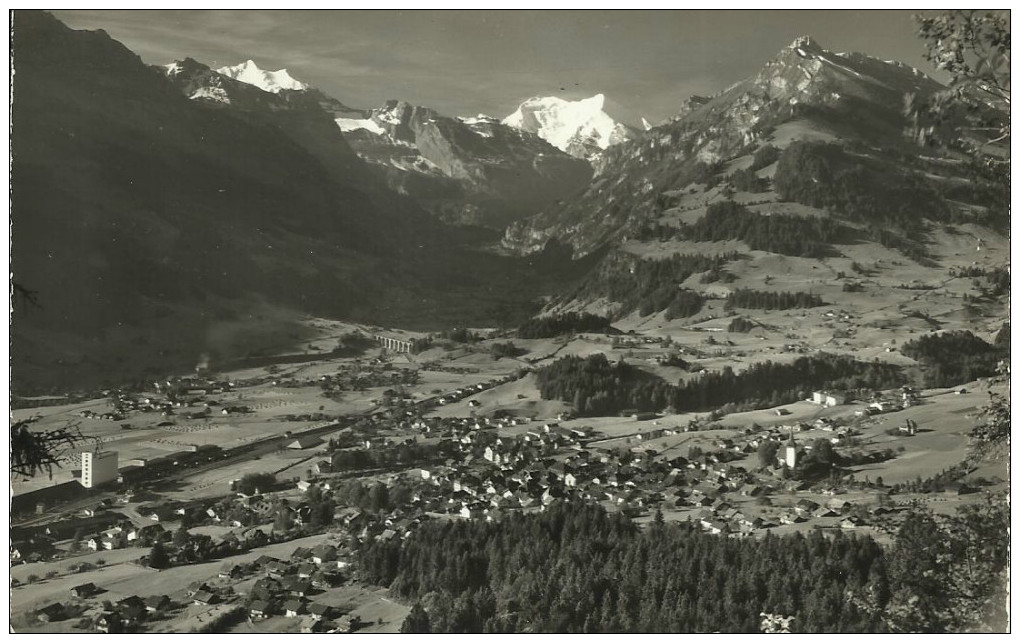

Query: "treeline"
<box><xmin>571</xmin><ymin>252</ymin><xmax>736</xmax><ymax>320</ymax></box>
<box><xmin>360</xmin><ymin>502</ymin><xmax>888</xmax><ymax>632</ymax></box>
<box><xmin>678</xmin><ymin>201</ymin><xmax>844</xmax><ymax>258</ymax></box>
<box><xmin>901</xmin><ymin>330</ymin><xmax>1005</xmax><ymax>387</ymax></box>
<box><xmin>724</xmin><ymin>288</ymin><xmax>825</xmax><ymax>310</ymax></box>
<box><xmin>517</xmin><ymin>312</ymin><xmax>615</xmax><ymax>338</ymax></box>
<box><xmin>535</xmin><ymin>353</ymin><xmax>903</xmax><ymax>416</ymax></box>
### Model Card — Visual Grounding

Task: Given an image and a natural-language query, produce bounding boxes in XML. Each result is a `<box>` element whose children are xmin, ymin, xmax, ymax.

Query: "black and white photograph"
<box><xmin>8</xmin><ymin>9</ymin><xmax>1011</xmax><ymax>633</ymax></box>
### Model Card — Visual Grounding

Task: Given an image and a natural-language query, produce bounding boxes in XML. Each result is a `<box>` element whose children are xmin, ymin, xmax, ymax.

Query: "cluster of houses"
<box><xmin>304</xmin><ymin>364</ymin><xmax>421</xmax><ymax>394</ymax></box>
<box><xmin>80</xmin><ymin>383</ymin><xmax>241</xmax><ymax>423</ymax></box>
<box><xmin>82</xmin><ymin>522</ymin><xmax>167</xmax><ymax>551</ymax></box>
<box><xmin>30</xmin><ymin>524</ymin><xmax>361</xmax><ymax>631</ymax></box>
<box><xmin>314</xmin><ymin>412</ymin><xmax>879</xmax><ymax>540</ymax></box>
<box><xmin>226</xmin><ymin>544</ymin><xmax>359</xmax><ymax>632</ymax></box>
<box><xmin>34</xmin><ymin>585</ymin><xmax>178</xmax><ymax>633</ymax></box>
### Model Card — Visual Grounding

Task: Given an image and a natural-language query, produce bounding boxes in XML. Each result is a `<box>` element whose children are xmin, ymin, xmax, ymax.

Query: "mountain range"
<box><xmin>212</xmin><ymin>59</ymin><xmax>631</xmax><ymax>227</ymax></box>
<box><xmin>10</xmin><ymin>12</ymin><xmax>1009</xmax><ymax>392</ymax></box>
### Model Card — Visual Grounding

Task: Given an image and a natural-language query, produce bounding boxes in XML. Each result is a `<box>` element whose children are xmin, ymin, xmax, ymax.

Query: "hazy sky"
<box><xmin>48</xmin><ymin>10</ymin><xmax>941</xmax><ymax>125</ymax></box>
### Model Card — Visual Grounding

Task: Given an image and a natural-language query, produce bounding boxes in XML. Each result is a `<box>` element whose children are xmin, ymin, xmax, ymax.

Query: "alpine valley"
<box><xmin>8</xmin><ymin>10</ymin><xmax>1011</xmax><ymax>634</ymax></box>
<box><xmin>11</xmin><ymin>13</ymin><xmax>1008</xmax><ymax>394</ymax></box>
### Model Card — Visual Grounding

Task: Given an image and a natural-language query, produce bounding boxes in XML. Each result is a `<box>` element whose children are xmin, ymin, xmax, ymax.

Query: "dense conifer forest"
<box><xmin>773</xmin><ymin>141</ymin><xmax>949</xmax><ymax>232</ymax></box>
<box><xmin>534</xmin><ymin>353</ymin><xmax>903</xmax><ymax>416</ymax></box>
<box><xmin>901</xmin><ymin>330</ymin><xmax>1006</xmax><ymax>387</ymax></box>
<box><xmin>517</xmin><ymin>313</ymin><xmax>616</xmax><ymax>338</ymax></box>
<box><xmin>724</xmin><ymin>288</ymin><xmax>825</xmax><ymax>310</ymax></box>
<box><xmin>564</xmin><ymin>252</ymin><xmax>736</xmax><ymax>320</ymax></box>
<box><xmin>361</xmin><ymin>503</ymin><xmax>887</xmax><ymax>632</ymax></box>
<box><xmin>678</xmin><ymin>201</ymin><xmax>845</xmax><ymax>258</ymax></box>
<box><xmin>364</xmin><ymin>500</ymin><xmax>1007</xmax><ymax>633</ymax></box>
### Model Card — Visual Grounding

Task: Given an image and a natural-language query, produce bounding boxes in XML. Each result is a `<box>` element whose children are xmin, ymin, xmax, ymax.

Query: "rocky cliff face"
<box><xmin>337</xmin><ymin>101</ymin><xmax>593</xmax><ymax>228</ymax></box>
<box><xmin>502</xmin><ymin>36</ymin><xmax>946</xmax><ymax>257</ymax></box>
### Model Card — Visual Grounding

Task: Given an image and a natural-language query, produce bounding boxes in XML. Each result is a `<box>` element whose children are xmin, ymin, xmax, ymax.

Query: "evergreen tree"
<box><xmin>401</xmin><ymin>603</ymin><xmax>431</xmax><ymax>633</ymax></box>
<box><xmin>148</xmin><ymin>541</ymin><xmax>170</xmax><ymax>569</ymax></box>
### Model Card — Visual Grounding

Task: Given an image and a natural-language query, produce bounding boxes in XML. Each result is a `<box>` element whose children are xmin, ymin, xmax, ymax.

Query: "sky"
<box><xmin>48</xmin><ymin>10</ymin><xmax>942</xmax><ymax>126</ymax></box>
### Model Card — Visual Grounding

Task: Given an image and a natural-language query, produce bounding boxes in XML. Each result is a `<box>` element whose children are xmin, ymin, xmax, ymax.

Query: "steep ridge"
<box><xmin>502</xmin><ymin>36</ymin><xmax>953</xmax><ymax>257</ymax></box>
<box><xmin>336</xmin><ymin>101</ymin><xmax>593</xmax><ymax>228</ymax></box>
<box><xmin>503</xmin><ymin>93</ymin><xmax>637</xmax><ymax>161</ymax></box>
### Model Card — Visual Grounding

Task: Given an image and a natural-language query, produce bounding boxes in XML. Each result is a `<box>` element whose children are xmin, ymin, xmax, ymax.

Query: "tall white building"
<box><xmin>81</xmin><ymin>450</ymin><xmax>119</xmax><ymax>488</ymax></box>
<box><xmin>784</xmin><ymin>443</ymin><xmax>798</xmax><ymax>470</ymax></box>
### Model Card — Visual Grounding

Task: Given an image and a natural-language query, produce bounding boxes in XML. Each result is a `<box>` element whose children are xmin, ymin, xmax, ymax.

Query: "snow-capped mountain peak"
<box><xmin>502</xmin><ymin>93</ymin><xmax>635</xmax><ymax>161</ymax></box>
<box><xmin>216</xmin><ymin>59</ymin><xmax>308</xmax><ymax>93</ymax></box>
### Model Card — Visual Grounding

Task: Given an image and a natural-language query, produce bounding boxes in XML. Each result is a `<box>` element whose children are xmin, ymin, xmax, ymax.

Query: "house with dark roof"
<box><xmin>254</xmin><ymin>555</ymin><xmax>280</xmax><ymax>567</ymax></box>
<box><xmin>288</xmin><ymin>436</ymin><xmax>323</xmax><ymax>450</ymax></box>
<box><xmin>301</xmin><ymin>616</ymin><xmax>336</xmax><ymax>633</ymax></box>
<box><xmin>284</xmin><ymin>599</ymin><xmax>307</xmax><ymax>617</ymax></box>
<box><xmin>117</xmin><ymin>596</ymin><xmax>147</xmax><ymax>610</ymax></box>
<box><xmin>35</xmin><ymin>602</ymin><xmax>66</xmax><ymax>623</ymax></box>
<box><xmin>71</xmin><ymin>582</ymin><xmax>103</xmax><ymax>598</ymax></box>
<box><xmin>248</xmin><ymin>600</ymin><xmax>273</xmax><ymax>619</ymax></box>
<box><xmin>795</xmin><ymin>498</ymin><xmax>820</xmax><ymax>513</ymax></box>
<box><xmin>285</xmin><ymin>577</ymin><xmax>313</xmax><ymax>597</ymax></box>
<box><xmin>219</xmin><ymin>563</ymin><xmax>245</xmax><ymax>579</ymax></box>
<box><xmin>144</xmin><ymin>595</ymin><xmax>172</xmax><ymax>613</ymax></box>
<box><xmin>96</xmin><ymin>612</ymin><xmax>123</xmax><ymax>633</ymax></box>
<box><xmin>119</xmin><ymin>603</ymin><xmax>147</xmax><ymax>625</ymax></box>
<box><xmin>266</xmin><ymin>560</ymin><xmax>292</xmax><ymax>577</ymax></box>
<box><xmin>310</xmin><ymin>544</ymin><xmax>337</xmax><ymax>564</ymax></box>
<box><xmin>310</xmin><ymin>570</ymin><xmax>340</xmax><ymax>590</ymax></box>
<box><xmin>186</xmin><ymin>581</ymin><xmax>212</xmax><ymax>597</ymax></box>
<box><xmin>192</xmin><ymin>590</ymin><xmax>219</xmax><ymax>606</ymax></box>
<box><xmin>308</xmin><ymin>602</ymin><xmax>334</xmax><ymax>620</ymax></box>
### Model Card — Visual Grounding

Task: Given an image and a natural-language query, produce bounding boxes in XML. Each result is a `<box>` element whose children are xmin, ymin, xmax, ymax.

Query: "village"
<box><xmin>10</xmin><ymin>320</ymin><xmax>1005</xmax><ymax>634</ymax></box>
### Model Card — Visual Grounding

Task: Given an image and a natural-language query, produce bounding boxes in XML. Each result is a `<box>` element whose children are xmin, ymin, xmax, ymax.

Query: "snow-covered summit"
<box><xmin>503</xmin><ymin>94</ymin><xmax>634</xmax><ymax>161</ymax></box>
<box><xmin>216</xmin><ymin>59</ymin><xmax>308</xmax><ymax>93</ymax></box>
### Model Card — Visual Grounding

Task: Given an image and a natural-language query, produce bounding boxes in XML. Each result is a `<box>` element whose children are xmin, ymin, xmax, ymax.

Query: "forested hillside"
<box><xmin>361</xmin><ymin>500</ymin><xmax>1007</xmax><ymax>633</ymax></box>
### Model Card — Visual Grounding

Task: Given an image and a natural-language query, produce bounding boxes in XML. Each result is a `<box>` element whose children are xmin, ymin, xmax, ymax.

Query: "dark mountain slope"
<box><xmin>10</xmin><ymin>12</ymin><xmax>588</xmax><ymax>391</ymax></box>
